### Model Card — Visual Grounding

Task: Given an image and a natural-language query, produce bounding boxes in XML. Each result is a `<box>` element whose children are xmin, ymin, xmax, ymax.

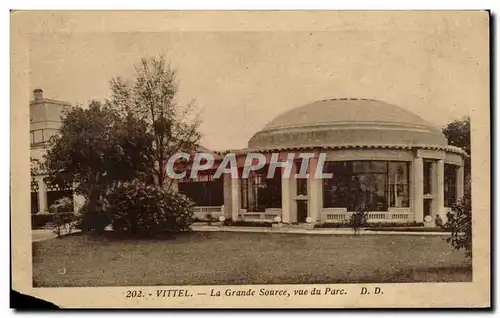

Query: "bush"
<box><xmin>76</xmin><ymin>199</ymin><xmax>111</xmax><ymax>233</ymax></box>
<box><xmin>52</xmin><ymin>213</ymin><xmax>78</xmax><ymax>238</ymax></box>
<box><xmin>348</xmin><ymin>209</ymin><xmax>368</xmax><ymax>235</ymax></box>
<box><xmin>48</xmin><ymin>197</ymin><xmax>77</xmax><ymax>237</ymax></box>
<box><xmin>445</xmin><ymin>194</ymin><xmax>472</xmax><ymax>258</ymax></box>
<box><xmin>107</xmin><ymin>180</ymin><xmax>195</xmax><ymax>237</ymax></box>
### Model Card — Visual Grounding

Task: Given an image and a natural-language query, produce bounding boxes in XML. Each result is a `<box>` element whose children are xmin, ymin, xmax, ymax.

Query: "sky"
<box><xmin>29</xmin><ymin>13</ymin><xmax>487</xmax><ymax>151</ymax></box>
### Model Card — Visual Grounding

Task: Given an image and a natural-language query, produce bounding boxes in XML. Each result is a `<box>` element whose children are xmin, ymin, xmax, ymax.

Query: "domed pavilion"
<box><xmin>180</xmin><ymin>98</ymin><xmax>467</xmax><ymax>227</ymax></box>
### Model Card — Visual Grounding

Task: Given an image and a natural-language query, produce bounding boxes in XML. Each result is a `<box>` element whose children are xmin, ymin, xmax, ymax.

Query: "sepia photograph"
<box><xmin>11</xmin><ymin>10</ymin><xmax>490</xmax><ymax>308</ymax></box>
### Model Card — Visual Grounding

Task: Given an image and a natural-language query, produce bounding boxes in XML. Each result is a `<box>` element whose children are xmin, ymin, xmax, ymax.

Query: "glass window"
<box><xmin>178</xmin><ymin>175</ymin><xmax>224</xmax><ymax>207</ymax></box>
<box><xmin>241</xmin><ymin>165</ymin><xmax>282</xmax><ymax>212</ymax></box>
<box><xmin>322</xmin><ymin>161</ymin><xmax>410</xmax><ymax>211</ymax></box>
<box><xmin>296</xmin><ymin>178</ymin><xmax>307</xmax><ymax>195</ymax></box>
<box><xmin>423</xmin><ymin>160</ymin><xmax>433</xmax><ymax>195</ymax></box>
<box><xmin>444</xmin><ymin>164</ymin><xmax>457</xmax><ymax>207</ymax></box>
<box><xmin>388</xmin><ymin>162</ymin><xmax>410</xmax><ymax>208</ymax></box>
<box><xmin>322</xmin><ymin>162</ymin><xmax>348</xmax><ymax>208</ymax></box>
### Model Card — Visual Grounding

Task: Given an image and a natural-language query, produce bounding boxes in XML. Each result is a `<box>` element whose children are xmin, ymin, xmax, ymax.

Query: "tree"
<box><xmin>44</xmin><ymin>101</ymin><xmax>154</xmax><ymax>232</ymax></box>
<box><xmin>442</xmin><ymin>116</ymin><xmax>471</xmax><ymax>155</ymax></box>
<box><xmin>442</xmin><ymin>117</ymin><xmax>472</xmax><ymax>258</ymax></box>
<box><xmin>108</xmin><ymin>56</ymin><xmax>202</xmax><ymax>190</ymax></box>
<box><xmin>443</xmin><ymin>116</ymin><xmax>471</xmax><ymax>196</ymax></box>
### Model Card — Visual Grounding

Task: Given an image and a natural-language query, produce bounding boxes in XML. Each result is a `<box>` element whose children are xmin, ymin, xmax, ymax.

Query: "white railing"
<box><xmin>193</xmin><ymin>206</ymin><xmax>224</xmax><ymax>220</ymax></box>
<box><xmin>238</xmin><ymin>208</ymin><xmax>282</xmax><ymax>222</ymax></box>
<box><xmin>321</xmin><ymin>208</ymin><xmax>413</xmax><ymax>223</ymax></box>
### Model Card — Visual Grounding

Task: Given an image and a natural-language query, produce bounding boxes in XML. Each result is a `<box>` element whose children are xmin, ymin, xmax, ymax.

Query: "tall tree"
<box><xmin>44</xmin><ymin>101</ymin><xmax>154</xmax><ymax>231</ymax></box>
<box><xmin>442</xmin><ymin>116</ymin><xmax>471</xmax><ymax>187</ymax></box>
<box><xmin>108</xmin><ymin>56</ymin><xmax>201</xmax><ymax>189</ymax></box>
<box><xmin>442</xmin><ymin>116</ymin><xmax>470</xmax><ymax>155</ymax></box>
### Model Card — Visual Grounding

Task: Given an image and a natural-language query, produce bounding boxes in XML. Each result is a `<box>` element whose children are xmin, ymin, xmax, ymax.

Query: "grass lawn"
<box><xmin>32</xmin><ymin>232</ymin><xmax>472</xmax><ymax>287</ymax></box>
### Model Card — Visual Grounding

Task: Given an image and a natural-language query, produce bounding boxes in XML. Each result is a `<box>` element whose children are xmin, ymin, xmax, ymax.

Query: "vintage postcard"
<box><xmin>10</xmin><ymin>10</ymin><xmax>490</xmax><ymax>308</ymax></box>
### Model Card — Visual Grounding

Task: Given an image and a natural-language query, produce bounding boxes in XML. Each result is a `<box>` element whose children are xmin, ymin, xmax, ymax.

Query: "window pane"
<box><xmin>296</xmin><ymin>178</ymin><xmax>308</xmax><ymax>195</ymax></box>
<box><xmin>444</xmin><ymin>164</ymin><xmax>457</xmax><ymax>207</ymax></box>
<box><xmin>388</xmin><ymin>162</ymin><xmax>410</xmax><ymax>207</ymax></box>
<box><xmin>246</xmin><ymin>165</ymin><xmax>282</xmax><ymax>212</ymax></box>
<box><xmin>178</xmin><ymin>177</ymin><xmax>224</xmax><ymax>207</ymax></box>
<box><xmin>423</xmin><ymin>161</ymin><xmax>433</xmax><ymax>194</ymax></box>
<box><xmin>348</xmin><ymin>173</ymin><xmax>387</xmax><ymax>211</ymax></box>
<box><xmin>322</xmin><ymin>162</ymin><xmax>348</xmax><ymax>208</ymax></box>
<box><xmin>352</xmin><ymin>161</ymin><xmax>387</xmax><ymax>173</ymax></box>
<box><xmin>322</xmin><ymin>161</ymin><xmax>390</xmax><ymax>211</ymax></box>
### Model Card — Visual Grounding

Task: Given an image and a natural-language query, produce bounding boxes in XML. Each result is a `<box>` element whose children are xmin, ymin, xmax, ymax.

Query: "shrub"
<box><xmin>48</xmin><ymin>197</ymin><xmax>77</xmax><ymax>237</ymax></box>
<box><xmin>48</xmin><ymin>197</ymin><xmax>74</xmax><ymax>213</ymax></box>
<box><xmin>348</xmin><ymin>209</ymin><xmax>368</xmax><ymax>235</ymax></box>
<box><xmin>205</xmin><ymin>213</ymin><xmax>214</xmax><ymax>225</ymax></box>
<box><xmin>52</xmin><ymin>213</ymin><xmax>78</xmax><ymax>238</ymax></box>
<box><xmin>107</xmin><ymin>180</ymin><xmax>195</xmax><ymax>237</ymax></box>
<box><xmin>76</xmin><ymin>199</ymin><xmax>111</xmax><ymax>233</ymax></box>
<box><xmin>445</xmin><ymin>194</ymin><xmax>472</xmax><ymax>258</ymax></box>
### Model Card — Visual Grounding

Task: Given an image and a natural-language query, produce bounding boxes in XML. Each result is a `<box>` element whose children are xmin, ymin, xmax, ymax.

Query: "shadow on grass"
<box><xmin>263</xmin><ymin>265</ymin><xmax>473</xmax><ymax>285</ymax></box>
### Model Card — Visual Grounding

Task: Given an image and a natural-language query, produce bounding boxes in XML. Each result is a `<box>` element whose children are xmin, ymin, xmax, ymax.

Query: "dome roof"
<box><xmin>248</xmin><ymin>98</ymin><xmax>448</xmax><ymax>150</ymax></box>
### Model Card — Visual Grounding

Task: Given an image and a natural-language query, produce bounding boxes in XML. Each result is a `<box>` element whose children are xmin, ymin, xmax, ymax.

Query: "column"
<box><xmin>435</xmin><ymin>159</ymin><xmax>445</xmax><ymax>219</ymax></box>
<box><xmin>281</xmin><ymin>166</ymin><xmax>292</xmax><ymax>223</ymax></box>
<box><xmin>308</xmin><ymin>157</ymin><xmax>321</xmax><ymax>223</ymax></box>
<box><xmin>289</xmin><ymin>162</ymin><xmax>298</xmax><ymax>223</ymax></box>
<box><xmin>223</xmin><ymin>173</ymin><xmax>233</xmax><ymax>219</ymax></box>
<box><xmin>412</xmin><ymin>157</ymin><xmax>424</xmax><ymax>222</ymax></box>
<box><xmin>37</xmin><ymin>176</ymin><xmax>48</xmax><ymax>214</ymax></box>
<box><xmin>456</xmin><ymin>165</ymin><xmax>465</xmax><ymax>200</ymax></box>
<box><xmin>230</xmin><ymin>176</ymin><xmax>240</xmax><ymax>221</ymax></box>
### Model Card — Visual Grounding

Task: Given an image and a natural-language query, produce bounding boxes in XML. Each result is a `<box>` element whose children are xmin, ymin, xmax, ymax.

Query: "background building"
<box><xmin>30</xmin><ymin>89</ymin><xmax>75</xmax><ymax>214</ymax></box>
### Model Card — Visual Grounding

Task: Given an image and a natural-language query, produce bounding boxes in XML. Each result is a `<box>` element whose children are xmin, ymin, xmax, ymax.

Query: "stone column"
<box><xmin>289</xmin><ymin>162</ymin><xmax>298</xmax><ymax>223</ymax></box>
<box><xmin>230</xmin><ymin>176</ymin><xmax>240</xmax><ymax>221</ymax></box>
<box><xmin>308</xmin><ymin>157</ymin><xmax>321</xmax><ymax>223</ymax></box>
<box><xmin>223</xmin><ymin>173</ymin><xmax>233</xmax><ymax>219</ymax></box>
<box><xmin>37</xmin><ymin>176</ymin><xmax>48</xmax><ymax>214</ymax></box>
<box><xmin>435</xmin><ymin>159</ymin><xmax>445</xmax><ymax>219</ymax></box>
<box><xmin>412</xmin><ymin>157</ymin><xmax>424</xmax><ymax>223</ymax></box>
<box><xmin>281</xmin><ymin>166</ymin><xmax>292</xmax><ymax>223</ymax></box>
<box><xmin>456</xmin><ymin>165</ymin><xmax>465</xmax><ymax>200</ymax></box>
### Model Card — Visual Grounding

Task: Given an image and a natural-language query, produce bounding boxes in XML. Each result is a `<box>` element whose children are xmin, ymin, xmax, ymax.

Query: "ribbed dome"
<box><xmin>248</xmin><ymin>98</ymin><xmax>448</xmax><ymax>150</ymax></box>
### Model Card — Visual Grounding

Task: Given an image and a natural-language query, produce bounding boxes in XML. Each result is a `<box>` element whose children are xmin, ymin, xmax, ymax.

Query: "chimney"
<box><xmin>33</xmin><ymin>88</ymin><xmax>43</xmax><ymax>101</ymax></box>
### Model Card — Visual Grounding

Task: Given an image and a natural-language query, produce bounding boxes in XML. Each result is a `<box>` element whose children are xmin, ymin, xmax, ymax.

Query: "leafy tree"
<box><xmin>44</xmin><ymin>101</ymin><xmax>154</xmax><ymax>232</ymax></box>
<box><xmin>108</xmin><ymin>56</ymin><xmax>202</xmax><ymax>189</ymax></box>
<box><xmin>443</xmin><ymin>116</ymin><xmax>471</xmax><ymax>199</ymax></box>
<box><xmin>442</xmin><ymin>117</ymin><xmax>472</xmax><ymax>258</ymax></box>
<box><xmin>442</xmin><ymin>116</ymin><xmax>470</xmax><ymax>155</ymax></box>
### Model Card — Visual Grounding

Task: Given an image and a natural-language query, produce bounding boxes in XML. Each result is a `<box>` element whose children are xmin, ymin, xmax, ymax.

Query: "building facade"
<box><xmin>182</xmin><ymin>99</ymin><xmax>466</xmax><ymax>226</ymax></box>
<box><xmin>30</xmin><ymin>89</ymin><xmax>77</xmax><ymax>214</ymax></box>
